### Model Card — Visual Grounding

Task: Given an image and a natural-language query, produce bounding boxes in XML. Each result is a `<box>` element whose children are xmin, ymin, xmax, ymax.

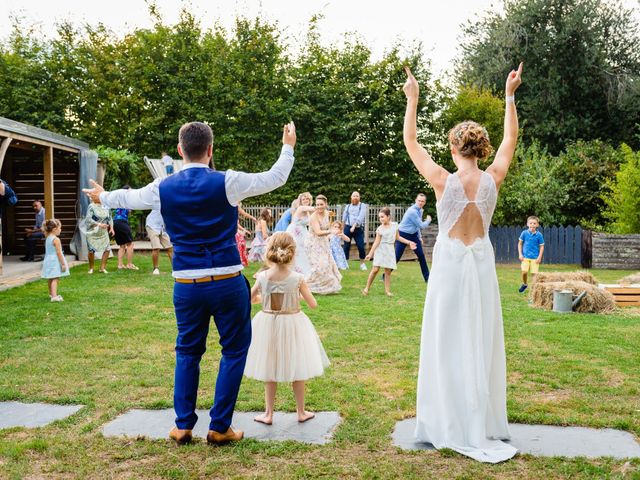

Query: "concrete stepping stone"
<box><xmin>392</xmin><ymin>418</ymin><xmax>640</xmax><ymax>459</ymax></box>
<box><xmin>102</xmin><ymin>409</ymin><xmax>341</xmax><ymax>445</ymax></box>
<box><xmin>0</xmin><ymin>401</ymin><xmax>83</xmax><ymax>429</ymax></box>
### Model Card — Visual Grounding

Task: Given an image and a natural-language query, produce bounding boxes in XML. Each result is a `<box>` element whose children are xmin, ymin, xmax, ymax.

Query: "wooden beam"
<box><xmin>0</xmin><ymin>129</ymin><xmax>79</xmax><ymax>153</ymax></box>
<box><xmin>44</xmin><ymin>146</ymin><xmax>54</xmax><ymax>219</ymax></box>
<box><xmin>0</xmin><ymin>137</ymin><xmax>11</xmax><ymax>172</ymax></box>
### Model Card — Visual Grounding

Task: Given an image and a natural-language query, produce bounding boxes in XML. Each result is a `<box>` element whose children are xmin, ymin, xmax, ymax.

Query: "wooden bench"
<box><xmin>600</xmin><ymin>284</ymin><xmax>640</xmax><ymax>307</ymax></box>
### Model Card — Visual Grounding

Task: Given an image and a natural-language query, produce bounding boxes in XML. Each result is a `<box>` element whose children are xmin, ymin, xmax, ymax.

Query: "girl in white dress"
<box><xmin>362</xmin><ymin>207</ymin><xmax>416</xmax><ymax>297</ymax></box>
<box><xmin>403</xmin><ymin>63</ymin><xmax>523</xmax><ymax>463</ymax></box>
<box><xmin>245</xmin><ymin>232</ymin><xmax>330</xmax><ymax>425</ymax></box>
<box><xmin>286</xmin><ymin>192</ymin><xmax>315</xmax><ymax>276</ymax></box>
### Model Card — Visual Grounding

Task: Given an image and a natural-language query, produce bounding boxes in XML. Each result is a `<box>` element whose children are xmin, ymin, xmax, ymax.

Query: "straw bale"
<box><xmin>529</xmin><ymin>280</ymin><xmax>616</xmax><ymax>313</ymax></box>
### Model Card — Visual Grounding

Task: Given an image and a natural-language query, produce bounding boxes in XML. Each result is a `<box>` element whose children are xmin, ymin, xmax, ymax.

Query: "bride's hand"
<box><xmin>403</xmin><ymin>66</ymin><xmax>419</xmax><ymax>101</ymax></box>
<box><xmin>505</xmin><ymin>62</ymin><xmax>523</xmax><ymax>96</ymax></box>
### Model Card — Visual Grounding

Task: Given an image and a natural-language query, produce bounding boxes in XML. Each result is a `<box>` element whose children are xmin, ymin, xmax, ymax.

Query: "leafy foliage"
<box><xmin>458</xmin><ymin>0</ymin><xmax>640</xmax><ymax>154</ymax></box>
<box><xmin>603</xmin><ymin>145</ymin><xmax>640</xmax><ymax>233</ymax></box>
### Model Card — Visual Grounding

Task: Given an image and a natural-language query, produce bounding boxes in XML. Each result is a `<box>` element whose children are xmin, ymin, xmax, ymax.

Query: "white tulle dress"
<box><xmin>244</xmin><ymin>271</ymin><xmax>330</xmax><ymax>382</ymax></box>
<box><xmin>415</xmin><ymin>171</ymin><xmax>517</xmax><ymax>463</ymax></box>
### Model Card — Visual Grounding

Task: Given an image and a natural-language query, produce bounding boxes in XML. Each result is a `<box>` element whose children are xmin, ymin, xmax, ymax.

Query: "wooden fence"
<box><xmin>591</xmin><ymin>233</ymin><xmax>640</xmax><ymax>270</ymax></box>
<box><xmin>237</xmin><ymin>205</ymin><xmax>587</xmax><ymax>265</ymax></box>
<box><xmin>489</xmin><ymin>225</ymin><xmax>583</xmax><ymax>264</ymax></box>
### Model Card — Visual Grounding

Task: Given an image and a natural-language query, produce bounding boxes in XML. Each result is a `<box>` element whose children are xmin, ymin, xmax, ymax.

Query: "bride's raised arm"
<box><xmin>487</xmin><ymin>62</ymin><xmax>523</xmax><ymax>188</ymax></box>
<box><xmin>403</xmin><ymin>66</ymin><xmax>449</xmax><ymax>198</ymax></box>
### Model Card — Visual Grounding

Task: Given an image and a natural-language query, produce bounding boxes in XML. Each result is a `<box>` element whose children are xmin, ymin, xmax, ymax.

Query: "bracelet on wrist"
<box><xmin>506</xmin><ymin>95</ymin><xmax>515</xmax><ymax>104</ymax></box>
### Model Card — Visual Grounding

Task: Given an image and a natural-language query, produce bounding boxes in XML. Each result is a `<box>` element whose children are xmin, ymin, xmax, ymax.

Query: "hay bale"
<box><xmin>533</xmin><ymin>271</ymin><xmax>598</xmax><ymax>285</ymax></box>
<box><xmin>529</xmin><ymin>280</ymin><xmax>616</xmax><ymax>313</ymax></box>
<box><xmin>618</xmin><ymin>272</ymin><xmax>640</xmax><ymax>285</ymax></box>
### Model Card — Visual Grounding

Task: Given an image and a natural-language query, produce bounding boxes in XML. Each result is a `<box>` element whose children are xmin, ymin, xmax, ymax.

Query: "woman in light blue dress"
<box><xmin>41</xmin><ymin>219</ymin><xmax>70</xmax><ymax>302</ymax></box>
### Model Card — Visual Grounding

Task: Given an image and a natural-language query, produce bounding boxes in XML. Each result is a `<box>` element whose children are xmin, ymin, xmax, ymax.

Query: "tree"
<box><xmin>603</xmin><ymin>145</ymin><xmax>640</xmax><ymax>233</ymax></box>
<box><xmin>458</xmin><ymin>0</ymin><xmax>640</xmax><ymax>154</ymax></box>
<box><xmin>493</xmin><ymin>141</ymin><xmax>568</xmax><ymax>225</ymax></box>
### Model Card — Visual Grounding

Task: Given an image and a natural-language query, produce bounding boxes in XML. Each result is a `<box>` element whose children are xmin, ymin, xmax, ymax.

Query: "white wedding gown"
<box><xmin>415</xmin><ymin>171</ymin><xmax>518</xmax><ymax>463</ymax></box>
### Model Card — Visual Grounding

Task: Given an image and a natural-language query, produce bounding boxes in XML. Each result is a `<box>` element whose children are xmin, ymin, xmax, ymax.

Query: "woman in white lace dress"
<box><xmin>403</xmin><ymin>63</ymin><xmax>523</xmax><ymax>463</ymax></box>
<box><xmin>286</xmin><ymin>192</ymin><xmax>315</xmax><ymax>276</ymax></box>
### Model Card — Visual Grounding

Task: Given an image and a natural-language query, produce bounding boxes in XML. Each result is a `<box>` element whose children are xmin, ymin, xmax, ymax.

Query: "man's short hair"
<box><xmin>178</xmin><ymin>122</ymin><xmax>213</xmax><ymax>159</ymax></box>
<box><xmin>416</xmin><ymin>193</ymin><xmax>427</xmax><ymax>199</ymax></box>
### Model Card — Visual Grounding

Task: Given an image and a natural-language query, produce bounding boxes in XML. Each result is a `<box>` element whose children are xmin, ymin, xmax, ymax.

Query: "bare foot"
<box><xmin>298</xmin><ymin>411</ymin><xmax>315</xmax><ymax>423</ymax></box>
<box><xmin>385</xmin><ymin>291</ymin><xmax>393</xmax><ymax>297</ymax></box>
<box><xmin>254</xmin><ymin>413</ymin><xmax>272</xmax><ymax>425</ymax></box>
<box><xmin>362</xmin><ymin>289</ymin><xmax>369</xmax><ymax>296</ymax></box>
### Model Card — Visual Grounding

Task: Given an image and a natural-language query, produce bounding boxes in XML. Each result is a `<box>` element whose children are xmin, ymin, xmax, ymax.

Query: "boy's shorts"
<box><xmin>521</xmin><ymin>258</ymin><xmax>540</xmax><ymax>274</ymax></box>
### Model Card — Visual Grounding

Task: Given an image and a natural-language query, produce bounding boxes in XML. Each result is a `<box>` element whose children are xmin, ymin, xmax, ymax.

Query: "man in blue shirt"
<box><xmin>342</xmin><ymin>191</ymin><xmax>368</xmax><ymax>270</ymax></box>
<box><xmin>395</xmin><ymin>193</ymin><xmax>431</xmax><ymax>282</ymax></box>
<box><xmin>518</xmin><ymin>215</ymin><xmax>545</xmax><ymax>292</ymax></box>
<box><xmin>21</xmin><ymin>200</ymin><xmax>45</xmax><ymax>261</ymax></box>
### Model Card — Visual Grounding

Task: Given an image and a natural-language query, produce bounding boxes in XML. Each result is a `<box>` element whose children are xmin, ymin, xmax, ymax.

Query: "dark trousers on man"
<box><xmin>343</xmin><ymin>225</ymin><xmax>366</xmax><ymax>260</ymax></box>
<box><xmin>25</xmin><ymin>231</ymin><xmax>45</xmax><ymax>259</ymax></box>
<box><xmin>172</xmin><ymin>274</ymin><xmax>252</xmax><ymax>433</ymax></box>
<box><xmin>395</xmin><ymin>230</ymin><xmax>430</xmax><ymax>282</ymax></box>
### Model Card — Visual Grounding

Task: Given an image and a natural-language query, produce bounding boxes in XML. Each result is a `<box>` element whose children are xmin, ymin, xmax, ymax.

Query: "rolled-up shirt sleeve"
<box><xmin>100</xmin><ymin>179</ymin><xmax>161</xmax><ymax>211</ymax></box>
<box><xmin>225</xmin><ymin>144</ymin><xmax>294</xmax><ymax>206</ymax></box>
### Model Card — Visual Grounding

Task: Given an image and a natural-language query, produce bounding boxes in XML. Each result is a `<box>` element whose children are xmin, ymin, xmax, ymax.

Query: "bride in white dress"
<box><xmin>403</xmin><ymin>63</ymin><xmax>523</xmax><ymax>463</ymax></box>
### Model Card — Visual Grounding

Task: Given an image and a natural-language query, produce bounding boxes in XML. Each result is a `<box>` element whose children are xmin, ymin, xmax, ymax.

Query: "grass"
<box><xmin>0</xmin><ymin>255</ymin><xmax>639</xmax><ymax>479</ymax></box>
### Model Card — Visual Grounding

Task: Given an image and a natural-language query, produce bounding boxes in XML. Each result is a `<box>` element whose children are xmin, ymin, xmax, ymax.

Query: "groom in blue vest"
<box><xmin>84</xmin><ymin>121</ymin><xmax>296</xmax><ymax>444</ymax></box>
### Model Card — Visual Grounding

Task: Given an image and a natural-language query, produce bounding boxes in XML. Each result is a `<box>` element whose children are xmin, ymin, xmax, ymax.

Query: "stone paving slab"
<box><xmin>392</xmin><ymin>418</ymin><xmax>640</xmax><ymax>459</ymax></box>
<box><xmin>0</xmin><ymin>401</ymin><xmax>84</xmax><ymax>429</ymax></box>
<box><xmin>102</xmin><ymin>409</ymin><xmax>341</xmax><ymax>445</ymax></box>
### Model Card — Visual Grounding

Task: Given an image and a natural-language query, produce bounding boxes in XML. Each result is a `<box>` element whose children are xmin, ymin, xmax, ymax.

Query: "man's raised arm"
<box><xmin>83</xmin><ymin>178</ymin><xmax>161</xmax><ymax>211</ymax></box>
<box><xmin>225</xmin><ymin>122</ymin><xmax>296</xmax><ymax>206</ymax></box>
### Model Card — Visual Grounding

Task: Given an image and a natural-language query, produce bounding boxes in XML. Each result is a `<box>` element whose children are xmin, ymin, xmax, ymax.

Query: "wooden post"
<box><xmin>581</xmin><ymin>229</ymin><xmax>592</xmax><ymax>269</ymax></box>
<box><xmin>43</xmin><ymin>146</ymin><xmax>54</xmax><ymax>219</ymax></box>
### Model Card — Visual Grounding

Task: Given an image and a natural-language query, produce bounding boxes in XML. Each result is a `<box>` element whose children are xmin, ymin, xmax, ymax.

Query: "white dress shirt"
<box><xmin>100</xmin><ymin>144</ymin><xmax>294</xmax><ymax>278</ymax></box>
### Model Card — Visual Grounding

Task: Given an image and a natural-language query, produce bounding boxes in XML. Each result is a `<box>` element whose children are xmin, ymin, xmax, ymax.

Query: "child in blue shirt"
<box><xmin>518</xmin><ymin>216</ymin><xmax>544</xmax><ymax>293</ymax></box>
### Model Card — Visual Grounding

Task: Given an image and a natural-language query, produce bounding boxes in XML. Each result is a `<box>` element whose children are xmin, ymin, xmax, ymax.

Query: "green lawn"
<box><xmin>0</xmin><ymin>257</ymin><xmax>639</xmax><ymax>479</ymax></box>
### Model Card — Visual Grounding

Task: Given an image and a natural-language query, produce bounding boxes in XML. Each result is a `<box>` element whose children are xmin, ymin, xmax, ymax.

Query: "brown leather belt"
<box><xmin>175</xmin><ymin>272</ymin><xmax>241</xmax><ymax>284</ymax></box>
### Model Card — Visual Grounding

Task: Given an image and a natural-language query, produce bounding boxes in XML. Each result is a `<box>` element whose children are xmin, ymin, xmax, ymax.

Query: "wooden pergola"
<box><xmin>0</xmin><ymin>117</ymin><xmax>91</xmax><ymax>273</ymax></box>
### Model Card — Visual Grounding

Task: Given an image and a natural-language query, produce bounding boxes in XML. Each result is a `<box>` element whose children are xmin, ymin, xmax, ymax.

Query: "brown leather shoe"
<box><xmin>169</xmin><ymin>427</ymin><xmax>193</xmax><ymax>445</ymax></box>
<box><xmin>206</xmin><ymin>427</ymin><xmax>244</xmax><ymax>445</ymax></box>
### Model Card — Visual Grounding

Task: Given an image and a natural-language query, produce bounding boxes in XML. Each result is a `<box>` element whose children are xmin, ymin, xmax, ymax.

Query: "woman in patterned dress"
<box><xmin>305</xmin><ymin>195</ymin><xmax>342</xmax><ymax>294</ymax></box>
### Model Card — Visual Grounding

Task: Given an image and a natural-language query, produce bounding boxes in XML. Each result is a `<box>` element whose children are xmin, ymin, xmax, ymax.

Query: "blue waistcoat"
<box><xmin>159</xmin><ymin>168</ymin><xmax>240</xmax><ymax>271</ymax></box>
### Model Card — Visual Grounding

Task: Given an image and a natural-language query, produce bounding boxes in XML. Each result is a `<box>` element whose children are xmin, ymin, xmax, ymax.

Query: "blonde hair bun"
<box><xmin>448</xmin><ymin>120</ymin><xmax>493</xmax><ymax>160</ymax></box>
<box><xmin>265</xmin><ymin>232</ymin><xmax>296</xmax><ymax>265</ymax></box>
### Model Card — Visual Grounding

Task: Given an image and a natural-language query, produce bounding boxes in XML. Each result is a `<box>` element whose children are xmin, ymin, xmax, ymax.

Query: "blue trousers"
<box><xmin>395</xmin><ymin>230</ymin><xmax>430</xmax><ymax>282</ymax></box>
<box><xmin>25</xmin><ymin>231</ymin><xmax>45</xmax><ymax>258</ymax></box>
<box><xmin>172</xmin><ymin>274</ymin><xmax>252</xmax><ymax>432</ymax></box>
<box><xmin>343</xmin><ymin>225</ymin><xmax>366</xmax><ymax>260</ymax></box>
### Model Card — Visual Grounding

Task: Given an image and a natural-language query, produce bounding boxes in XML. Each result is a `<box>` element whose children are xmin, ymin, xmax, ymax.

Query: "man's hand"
<box><xmin>409</xmin><ymin>241</ymin><xmax>417</xmax><ymax>250</ymax></box>
<box><xmin>506</xmin><ymin>62</ymin><xmax>523</xmax><ymax>96</ymax></box>
<box><xmin>350</xmin><ymin>226</ymin><xmax>356</xmax><ymax>233</ymax></box>
<box><xmin>519</xmin><ymin>255</ymin><xmax>524</xmax><ymax>262</ymax></box>
<box><xmin>282</xmin><ymin>121</ymin><xmax>296</xmax><ymax>148</ymax></box>
<box><xmin>403</xmin><ymin>66</ymin><xmax>419</xmax><ymax>101</ymax></box>
<box><xmin>82</xmin><ymin>179</ymin><xmax>105</xmax><ymax>204</ymax></box>
<box><xmin>426</xmin><ymin>215</ymin><xmax>432</xmax><ymax>223</ymax></box>
<box><xmin>0</xmin><ymin>181</ymin><xmax>5</xmax><ymax>196</ymax></box>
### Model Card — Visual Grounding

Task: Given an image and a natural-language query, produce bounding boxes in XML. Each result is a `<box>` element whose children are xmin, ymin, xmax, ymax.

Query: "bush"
<box><xmin>603</xmin><ymin>144</ymin><xmax>640</xmax><ymax>233</ymax></box>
